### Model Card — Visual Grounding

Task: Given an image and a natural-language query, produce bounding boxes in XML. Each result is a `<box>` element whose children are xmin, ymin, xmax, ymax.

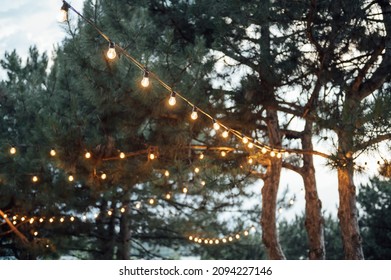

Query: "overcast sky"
<box><xmin>0</xmin><ymin>0</ymin><xmax>85</xmax><ymax>78</ymax></box>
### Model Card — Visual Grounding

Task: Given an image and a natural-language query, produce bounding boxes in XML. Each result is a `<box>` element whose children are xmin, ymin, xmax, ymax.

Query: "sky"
<box><xmin>0</xmin><ymin>0</ymin><xmax>383</xmax><ymax>219</ymax></box>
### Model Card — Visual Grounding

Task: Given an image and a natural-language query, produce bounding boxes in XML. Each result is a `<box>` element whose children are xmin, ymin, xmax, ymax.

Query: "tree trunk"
<box><xmin>302</xmin><ymin>121</ymin><xmax>325</xmax><ymax>259</ymax></box>
<box><xmin>261</xmin><ymin>109</ymin><xmax>285</xmax><ymax>260</ymax></box>
<box><xmin>337</xmin><ymin>159</ymin><xmax>364</xmax><ymax>259</ymax></box>
<box><xmin>117</xmin><ymin>204</ymin><xmax>131</xmax><ymax>259</ymax></box>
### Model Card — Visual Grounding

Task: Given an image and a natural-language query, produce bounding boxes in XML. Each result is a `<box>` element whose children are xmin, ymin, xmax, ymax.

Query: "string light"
<box><xmin>149</xmin><ymin>198</ymin><xmax>155</xmax><ymax>205</ymax></box>
<box><xmin>85</xmin><ymin>152</ymin><xmax>91</xmax><ymax>159</ymax></box>
<box><xmin>221</xmin><ymin>151</ymin><xmax>227</xmax><ymax>157</ymax></box>
<box><xmin>194</xmin><ymin>167</ymin><xmax>200</xmax><ymax>173</ymax></box>
<box><xmin>248</xmin><ymin>142</ymin><xmax>254</xmax><ymax>149</ymax></box>
<box><xmin>190</xmin><ymin>106</ymin><xmax>198</xmax><ymax>120</ymax></box>
<box><xmin>106</xmin><ymin>41</ymin><xmax>117</xmax><ymax>60</ymax></box>
<box><xmin>9</xmin><ymin>147</ymin><xmax>16</xmax><ymax>155</ymax></box>
<box><xmin>222</xmin><ymin>130</ymin><xmax>229</xmax><ymax>138</ymax></box>
<box><xmin>248</xmin><ymin>158</ymin><xmax>254</xmax><ymax>164</ymax></box>
<box><xmin>242</xmin><ymin>136</ymin><xmax>249</xmax><ymax>144</ymax></box>
<box><xmin>182</xmin><ymin>187</ymin><xmax>188</xmax><ymax>194</ymax></box>
<box><xmin>165</xmin><ymin>193</ymin><xmax>171</xmax><ymax>200</ymax></box>
<box><xmin>164</xmin><ymin>170</ymin><xmax>170</xmax><ymax>177</ymax></box>
<box><xmin>68</xmin><ymin>175</ymin><xmax>74</xmax><ymax>182</ymax></box>
<box><xmin>262</xmin><ymin>147</ymin><xmax>268</xmax><ymax>154</ymax></box>
<box><xmin>101</xmin><ymin>173</ymin><xmax>107</xmax><ymax>180</ymax></box>
<box><xmin>149</xmin><ymin>153</ymin><xmax>155</xmax><ymax>160</ymax></box>
<box><xmin>50</xmin><ymin>149</ymin><xmax>56</xmax><ymax>156</ymax></box>
<box><xmin>57</xmin><ymin>2</ymin><xmax>69</xmax><ymax>22</ymax></box>
<box><xmin>168</xmin><ymin>91</ymin><xmax>177</xmax><ymax>106</ymax></box>
<box><xmin>141</xmin><ymin>70</ymin><xmax>150</xmax><ymax>87</ymax></box>
<box><xmin>213</xmin><ymin>120</ymin><xmax>220</xmax><ymax>131</ymax></box>
<box><xmin>270</xmin><ymin>151</ymin><xmax>276</xmax><ymax>157</ymax></box>
<box><xmin>119</xmin><ymin>152</ymin><xmax>126</xmax><ymax>159</ymax></box>
<box><xmin>135</xmin><ymin>202</ymin><xmax>142</xmax><ymax>209</ymax></box>
<box><xmin>199</xmin><ymin>153</ymin><xmax>205</xmax><ymax>160</ymax></box>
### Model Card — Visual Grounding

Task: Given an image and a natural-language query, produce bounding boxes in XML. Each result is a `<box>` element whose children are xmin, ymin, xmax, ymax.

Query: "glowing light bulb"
<box><xmin>29</xmin><ymin>218</ymin><xmax>34</xmax><ymax>224</ymax></box>
<box><xmin>106</xmin><ymin>41</ymin><xmax>116</xmax><ymax>60</ymax></box>
<box><xmin>13</xmin><ymin>216</ymin><xmax>17</xmax><ymax>221</ymax></box>
<box><xmin>191</xmin><ymin>107</ymin><xmax>198</xmax><ymax>120</ymax></box>
<box><xmin>12</xmin><ymin>221</ymin><xmax>16</xmax><ymax>225</ymax></box>
<box><xmin>284</xmin><ymin>151</ymin><xmax>290</xmax><ymax>158</ymax></box>
<box><xmin>250</xmin><ymin>226</ymin><xmax>256</xmax><ymax>232</ymax></box>
<box><xmin>39</xmin><ymin>218</ymin><xmax>44</xmax><ymax>223</ymax></box>
<box><xmin>9</xmin><ymin>147</ymin><xmax>16</xmax><ymax>155</ymax></box>
<box><xmin>68</xmin><ymin>175</ymin><xmax>74</xmax><ymax>182</ymax></box>
<box><xmin>221</xmin><ymin>151</ymin><xmax>227</xmax><ymax>157</ymax></box>
<box><xmin>277</xmin><ymin>152</ymin><xmax>282</xmax><ymax>159</ymax></box>
<box><xmin>189</xmin><ymin>236</ymin><xmax>193</xmax><ymax>241</ymax></box>
<box><xmin>201</xmin><ymin>180</ymin><xmax>206</xmax><ymax>186</ymax></box>
<box><xmin>215</xmin><ymin>240</ymin><xmax>220</xmax><ymax>244</ymax></box>
<box><xmin>119</xmin><ymin>152</ymin><xmax>125</xmax><ymax>159</ymax></box>
<box><xmin>222</xmin><ymin>130</ymin><xmax>229</xmax><ymax>138</ymax></box>
<box><xmin>261</xmin><ymin>147</ymin><xmax>267</xmax><ymax>154</ymax></box>
<box><xmin>289</xmin><ymin>199</ymin><xmax>294</xmax><ymax>205</ymax></box>
<box><xmin>32</xmin><ymin>176</ymin><xmax>38</xmax><ymax>183</ymax></box>
<box><xmin>135</xmin><ymin>202</ymin><xmax>142</xmax><ymax>209</ymax></box>
<box><xmin>248</xmin><ymin>142</ymin><xmax>254</xmax><ymax>149</ymax></box>
<box><xmin>149</xmin><ymin>153</ymin><xmax>155</xmax><ymax>160</ymax></box>
<box><xmin>222</xmin><ymin>238</ymin><xmax>227</xmax><ymax>243</ymax></box>
<box><xmin>120</xmin><ymin>207</ymin><xmax>125</xmax><ymax>213</ymax></box>
<box><xmin>209</xmin><ymin>240</ymin><xmax>213</xmax><ymax>244</ymax></box>
<box><xmin>70</xmin><ymin>216</ymin><xmax>75</xmax><ymax>222</ymax></box>
<box><xmin>244</xmin><ymin>230</ymin><xmax>249</xmax><ymax>236</ymax></box>
<box><xmin>101</xmin><ymin>173</ymin><xmax>107</xmax><ymax>180</ymax></box>
<box><xmin>108</xmin><ymin>210</ymin><xmax>113</xmax><ymax>216</ymax></box>
<box><xmin>58</xmin><ymin>3</ymin><xmax>69</xmax><ymax>23</ymax></box>
<box><xmin>60</xmin><ymin>217</ymin><xmax>65</xmax><ymax>223</ymax></box>
<box><xmin>182</xmin><ymin>187</ymin><xmax>188</xmax><ymax>194</ymax></box>
<box><xmin>228</xmin><ymin>236</ymin><xmax>233</xmax><ymax>242</ymax></box>
<box><xmin>204</xmin><ymin>240</ymin><xmax>209</xmax><ymax>244</ymax></box>
<box><xmin>213</xmin><ymin>120</ymin><xmax>220</xmax><ymax>130</ymax></box>
<box><xmin>165</xmin><ymin>193</ymin><xmax>171</xmax><ymax>200</ymax></box>
<box><xmin>21</xmin><ymin>217</ymin><xmax>25</xmax><ymax>222</ymax></box>
<box><xmin>149</xmin><ymin>198</ymin><xmax>155</xmax><ymax>205</ymax></box>
<box><xmin>248</xmin><ymin>158</ymin><xmax>254</xmax><ymax>164</ymax></box>
<box><xmin>194</xmin><ymin>237</ymin><xmax>199</xmax><ymax>242</ymax></box>
<box><xmin>164</xmin><ymin>170</ymin><xmax>170</xmax><ymax>177</ymax></box>
<box><xmin>235</xmin><ymin>234</ymin><xmax>240</xmax><ymax>239</ymax></box>
<box><xmin>141</xmin><ymin>71</ymin><xmax>150</xmax><ymax>87</ymax></box>
<box><xmin>85</xmin><ymin>152</ymin><xmax>91</xmax><ymax>159</ymax></box>
<box><xmin>34</xmin><ymin>231</ymin><xmax>38</xmax><ymax>236</ymax></box>
<box><xmin>49</xmin><ymin>218</ymin><xmax>54</xmax><ymax>223</ymax></box>
<box><xmin>194</xmin><ymin>167</ymin><xmax>200</xmax><ymax>173</ymax></box>
<box><xmin>270</xmin><ymin>151</ymin><xmax>276</xmax><ymax>157</ymax></box>
<box><xmin>50</xmin><ymin>149</ymin><xmax>56</xmax><ymax>156</ymax></box>
<box><xmin>168</xmin><ymin>91</ymin><xmax>176</xmax><ymax>106</ymax></box>
<box><xmin>199</xmin><ymin>153</ymin><xmax>204</xmax><ymax>160</ymax></box>
<box><xmin>242</xmin><ymin>136</ymin><xmax>249</xmax><ymax>144</ymax></box>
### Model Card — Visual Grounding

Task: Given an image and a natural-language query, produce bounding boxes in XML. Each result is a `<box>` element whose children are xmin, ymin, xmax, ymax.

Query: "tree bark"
<box><xmin>261</xmin><ymin>109</ymin><xmax>285</xmax><ymax>260</ymax></box>
<box><xmin>302</xmin><ymin>121</ymin><xmax>325</xmax><ymax>259</ymax></box>
<box><xmin>117</xmin><ymin>204</ymin><xmax>131</xmax><ymax>259</ymax></box>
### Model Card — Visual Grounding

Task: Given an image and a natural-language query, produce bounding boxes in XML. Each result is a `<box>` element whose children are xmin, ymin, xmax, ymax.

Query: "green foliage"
<box><xmin>358</xmin><ymin>178</ymin><xmax>391</xmax><ymax>259</ymax></box>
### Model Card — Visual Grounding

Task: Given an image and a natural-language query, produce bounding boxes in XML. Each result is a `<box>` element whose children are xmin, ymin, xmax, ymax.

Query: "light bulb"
<box><xmin>149</xmin><ymin>198</ymin><xmax>155</xmax><ymax>205</ymax></box>
<box><xmin>248</xmin><ymin>158</ymin><xmax>253</xmax><ymax>164</ymax></box>
<box><xmin>85</xmin><ymin>152</ymin><xmax>91</xmax><ymax>159</ymax></box>
<box><xmin>141</xmin><ymin>71</ymin><xmax>150</xmax><ymax>87</ymax></box>
<box><xmin>32</xmin><ymin>176</ymin><xmax>38</xmax><ymax>183</ymax></box>
<box><xmin>189</xmin><ymin>236</ymin><xmax>194</xmax><ymax>241</ymax></box>
<box><xmin>222</xmin><ymin>130</ymin><xmax>229</xmax><ymax>138</ymax></box>
<box><xmin>222</xmin><ymin>238</ymin><xmax>227</xmax><ymax>243</ymax></box>
<box><xmin>60</xmin><ymin>217</ymin><xmax>65</xmax><ymax>223</ymax></box>
<box><xmin>221</xmin><ymin>151</ymin><xmax>227</xmax><ymax>157</ymax></box>
<box><xmin>119</xmin><ymin>152</ymin><xmax>125</xmax><ymax>159</ymax></box>
<box><xmin>21</xmin><ymin>217</ymin><xmax>25</xmax><ymax>222</ymax></box>
<box><xmin>235</xmin><ymin>234</ymin><xmax>240</xmax><ymax>239</ymax></box>
<box><xmin>213</xmin><ymin>120</ymin><xmax>220</xmax><ymax>130</ymax></box>
<box><xmin>29</xmin><ymin>218</ymin><xmax>34</xmax><ymax>224</ymax></box>
<box><xmin>107</xmin><ymin>41</ymin><xmax>116</xmax><ymax>60</ymax></box>
<box><xmin>242</xmin><ymin>136</ymin><xmax>249</xmax><ymax>144</ymax></box>
<box><xmin>149</xmin><ymin>153</ymin><xmax>155</xmax><ymax>160</ymax></box>
<box><xmin>165</xmin><ymin>193</ymin><xmax>171</xmax><ymax>200</ymax></box>
<box><xmin>277</xmin><ymin>152</ymin><xmax>282</xmax><ymax>158</ymax></box>
<box><xmin>120</xmin><ymin>207</ymin><xmax>125</xmax><ymax>213</ymax></box>
<box><xmin>168</xmin><ymin>91</ymin><xmax>176</xmax><ymax>106</ymax></box>
<box><xmin>270</xmin><ymin>151</ymin><xmax>276</xmax><ymax>157</ymax></box>
<box><xmin>135</xmin><ymin>202</ymin><xmax>142</xmax><ymax>209</ymax></box>
<box><xmin>228</xmin><ymin>236</ymin><xmax>233</xmax><ymax>242</ymax></box>
<box><xmin>50</xmin><ymin>149</ymin><xmax>56</xmax><ymax>156</ymax></box>
<box><xmin>215</xmin><ymin>240</ymin><xmax>220</xmax><ymax>244</ymax></box>
<box><xmin>49</xmin><ymin>218</ymin><xmax>54</xmax><ymax>223</ymax></box>
<box><xmin>199</xmin><ymin>153</ymin><xmax>204</xmax><ymax>160</ymax></box>
<box><xmin>58</xmin><ymin>3</ymin><xmax>69</xmax><ymax>23</ymax></box>
<box><xmin>108</xmin><ymin>210</ymin><xmax>113</xmax><ymax>216</ymax></box>
<box><xmin>191</xmin><ymin>107</ymin><xmax>198</xmax><ymax>120</ymax></box>
<box><xmin>261</xmin><ymin>147</ymin><xmax>268</xmax><ymax>154</ymax></box>
<box><xmin>68</xmin><ymin>175</ymin><xmax>74</xmax><ymax>182</ymax></box>
<box><xmin>101</xmin><ymin>173</ymin><xmax>107</xmax><ymax>180</ymax></box>
<box><xmin>34</xmin><ymin>231</ymin><xmax>38</xmax><ymax>236</ymax></box>
<box><xmin>164</xmin><ymin>170</ymin><xmax>170</xmax><ymax>177</ymax></box>
<box><xmin>248</xmin><ymin>142</ymin><xmax>254</xmax><ymax>149</ymax></box>
<box><xmin>201</xmin><ymin>180</ymin><xmax>206</xmax><ymax>186</ymax></box>
<box><xmin>70</xmin><ymin>216</ymin><xmax>75</xmax><ymax>222</ymax></box>
<box><xmin>194</xmin><ymin>167</ymin><xmax>200</xmax><ymax>173</ymax></box>
<box><xmin>183</xmin><ymin>187</ymin><xmax>188</xmax><ymax>193</ymax></box>
<box><xmin>244</xmin><ymin>230</ymin><xmax>249</xmax><ymax>236</ymax></box>
<box><xmin>39</xmin><ymin>218</ymin><xmax>44</xmax><ymax>223</ymax></box>
<box><xmin>9</xmin><ymin>147</ymin><xmax>16</xmax><ymax>155</ymax></box>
